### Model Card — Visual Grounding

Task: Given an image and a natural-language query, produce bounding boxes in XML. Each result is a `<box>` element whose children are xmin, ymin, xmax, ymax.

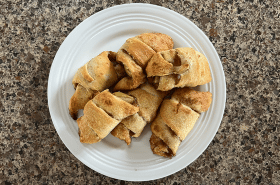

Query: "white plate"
<box><xmin>48</xmin><ymin>3</ymin><xmax>226</xmax><ymax>181</ymax></box>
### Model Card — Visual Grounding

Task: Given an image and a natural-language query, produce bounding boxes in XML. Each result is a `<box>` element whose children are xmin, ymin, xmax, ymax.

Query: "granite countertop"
<box><xmin>1</xmin><ymin>0</ymin><xmax>279</xmax><ymax>184</ymax></box>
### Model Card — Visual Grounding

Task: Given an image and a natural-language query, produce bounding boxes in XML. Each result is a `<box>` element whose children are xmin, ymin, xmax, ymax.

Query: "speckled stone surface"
<box><xmin>1</xmin><ymin>0</ymin><xmax>280</xmax><ymax>184</ymax></box>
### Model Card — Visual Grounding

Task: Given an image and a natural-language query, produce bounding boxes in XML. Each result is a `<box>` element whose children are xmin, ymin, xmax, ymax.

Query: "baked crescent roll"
<box><xmin>146</xmin><ymin>47</ymin><xmax>211</xmax><ymax>91</ymax></box>
<box><xmin>150</xmin><ymin>88</ymin><xmax>212</xmax><ymax>158</ymax></box>
<box><xmin>113</xmin><ymin>33</ymin><xmax>174</xmax><ymax>91</ymax></box>
<box><xmin>77</xmin><ymin>90</ymin><xmax>139</xmax><ymax>144</ymax></box>
<box><xmin>69</xmin><ymin>51</ymin><xmax>125</xmax><ymax>119</ymax></box>
<box><xmin>111</xmin><ymin>83</ymin><xmax>169</xmax><ymax>145</ymax></box>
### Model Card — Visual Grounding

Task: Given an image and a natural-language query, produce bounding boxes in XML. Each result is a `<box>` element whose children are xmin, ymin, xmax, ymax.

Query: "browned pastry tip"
<box><xmin>150</xmin><ymin>133</ymin><xmax>174</xmax><ymax>158</ymax></box>
<box><xmin>77</xmin><ymin>116</ymin><xmax>101</xmax><ymax>144</ymax></box>
<box><xmin>111</xmin><ymin>123</ymin><xmax>132</xmax><ymax>145</ymax></box>
<box><xmin>136</xmin><ymin>32</ymin><xmax>174</xmax><ymax>53</ymax></box>
<box><xmin>69</xmin><ymin>84</ymin><xmax>98</xmax><ymax>120</ymax></box>
<box><xmin>171</xmin><ymin>87</ymin><xmax>212</xmax><ymax>113</ymax></box>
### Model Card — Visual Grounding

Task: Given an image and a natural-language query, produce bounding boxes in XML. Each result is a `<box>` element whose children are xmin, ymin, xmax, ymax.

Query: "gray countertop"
<box><xmin>1</xmin><ymin>0</ymin><xmax>280</xmax><ymax>184</ymax></box>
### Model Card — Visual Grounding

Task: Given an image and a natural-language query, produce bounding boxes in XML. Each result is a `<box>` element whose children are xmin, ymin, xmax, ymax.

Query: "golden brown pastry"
<box><xmin>171</xmin><ymin>87</ymin><xmax>212</xmax><ymax>113</ymax></box>
<box><xmin>146</xmin><ymin>47</ymin><xmax>211</xmax><ymax>91</ymax></box>
<box><xmin>77</xmin><ymin>90</ymin><xmax>139</xmax><ymax>144</ymax></box>
<box><xmin>69</xmin><ymin>84</ymin><xmax>99</xmax><ymax>120</ymax></box>
<box><xmin>150</xmin><ymin>88</ymin><xmax>212</xmax><ymax>158</ymax></box>
<box><xmin>69</xmin><ymin>51</ymin><xmax>125</xmax><ymax>119</ymax></box>
<box><xmin>113</xmin><ymin>33</ymin><xmax>174</xmax><ymax>91</ymax></box>
<box><xmin>111</xmin><ymin>83</ymin><xmax>169</xmax><ymax>145</ymax></box>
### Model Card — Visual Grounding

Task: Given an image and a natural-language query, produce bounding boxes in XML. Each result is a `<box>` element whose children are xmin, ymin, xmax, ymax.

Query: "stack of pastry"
<box><xmin>69</xmin><ymin>33</ymin><xmax>213</xmax><ymax>158</ymax></box>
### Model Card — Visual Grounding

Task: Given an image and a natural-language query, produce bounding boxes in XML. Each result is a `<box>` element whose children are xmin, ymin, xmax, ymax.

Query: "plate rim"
<box><xmin>48</xmin><ymin>3</ymin><xmax>226</xmax><ymax>181</ymax></box>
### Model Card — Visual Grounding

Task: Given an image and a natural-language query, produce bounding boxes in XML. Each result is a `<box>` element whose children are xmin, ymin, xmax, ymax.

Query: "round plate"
<box><xmin>48</xmin><ymin>3</ymin><xmax>226</xmax><ymax>181</ymax></box>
